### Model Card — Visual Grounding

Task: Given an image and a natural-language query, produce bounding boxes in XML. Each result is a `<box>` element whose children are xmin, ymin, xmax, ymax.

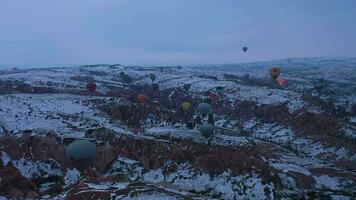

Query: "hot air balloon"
<box><xmin>242</xmin><ymin>46</ymin><xmax>248</xmax><ymax>53</ymax></box>
<box><xmin>269</xmin><ymin>67</ymin><xmax>281</xmax><ymax>80</ymax></box>
<box><xmin>277</xmin><ymin>79</ymin><xmax>286</xmax><ymax>86</ymax></box>
<box><xmin>149</xmin><ymin>74</ymin><xmax>156</xmax><ymax>81</ymax></box>
<box><xmin>66</xmin><ymin>139</ymin><xmax>96</xmax><ymax>170</ymax></box>
<box><xmin>197</xmin><ymin>103</ymin><xmax>212</xmax><ymax>115</ymax></box>
<box><xmin>216</xmin><ymin>86</ymin><xmax>225</xmax><ymax>95</ymax></box>
<box><xmin>181</xmin><ymin>102</ymin><xmax>191</xmax><ymax>112</ymax></box>
<box><xmin>137</xmin><ymin>94</ymin><xmax>148</xmax><ymax>105</ymax></box>
<box><xmin>86</xmin><ymin>81</ymin><xmax>97</xmax><ymax>93</ymax></box>
<box><xmin>199</xmin><ymin>123</ymin><xmax>215</xmax><ymax>138</ymax></box>
<box><xmin>183</xmin><ymin>84</ymin><xmax>191</xmax><ymax>91</ymax></box>
<box><xmin>152</xmin><ymin>83</ymin><xmax>159</xmax><ymax>91</ymax></box>
<box><xmin>208</xmin><ymin>93</ymin><xmax>218</xmax><ymax>104</ymax></box>
<box><xmin>121</xmin><ymin>90</ymin><xmax>131</xmax><ymax>100</ymax></box>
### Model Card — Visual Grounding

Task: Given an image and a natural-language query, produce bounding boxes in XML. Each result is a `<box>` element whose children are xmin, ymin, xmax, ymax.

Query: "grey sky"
<box><xmin>0</xmin><ymin>0</ymin><xmax>355</xmax><ymax>66</ymax></box>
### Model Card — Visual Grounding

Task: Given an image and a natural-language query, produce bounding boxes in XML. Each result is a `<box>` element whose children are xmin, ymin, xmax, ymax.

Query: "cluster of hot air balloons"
<box><xmin>269</xmin><ymin>67</ymin><xmax>286</xmax><ymax>87</ymax></box>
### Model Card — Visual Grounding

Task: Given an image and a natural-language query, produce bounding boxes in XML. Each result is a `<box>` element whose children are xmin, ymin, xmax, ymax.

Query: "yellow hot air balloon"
<box><xmin>181</xmin><ymin>102</ymin><xmax>191</xmax><ymax>112</ymax></box>
<box><xmin>269</xmin><ymin>67</ymin><xmax>281</xmax><ymax>80</ymax></box>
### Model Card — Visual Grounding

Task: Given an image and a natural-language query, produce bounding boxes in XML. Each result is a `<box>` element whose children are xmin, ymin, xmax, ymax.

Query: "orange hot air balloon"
<box><xmin>137</xmin><ymin>94</ymin><xmax>148</xmax><ymax>105</ymax></box>
<box><xmin>86</xmin><ymin>81</ymin><xmax>97</xmax><ymax>93</ymax></box>
<box><xmin>269</xmin><ymin>67</ymin><xmax>281</xmax><ymax>80</ymax></box>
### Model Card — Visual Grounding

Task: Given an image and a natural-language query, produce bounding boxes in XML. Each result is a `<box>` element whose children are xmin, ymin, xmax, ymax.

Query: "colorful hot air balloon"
<box><xmin>86</xmin><ymin>81</ymin><xmax>97</xmax><ymax>93</ymax></box>
<box><xmin>137</xmin><ymin>94</ymin><xmax>148</xmax><ymax>105</ymax></box>
<box><xmin>269</xmin><ymin>67</ymin><xmax>281</xmax><ymax>80</ymax></box>
<box><xmin>243</xmin><ymin>46</ymin><xmax>248</xmax><ymax>53</ymax></box>
<box><xmin>181</xmin><ymin>102</ymin><xmax>191</xmax><ymax>112</ymax></box>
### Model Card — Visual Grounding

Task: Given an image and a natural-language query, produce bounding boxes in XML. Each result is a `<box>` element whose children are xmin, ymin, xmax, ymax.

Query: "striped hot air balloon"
<box><xmin>86</xmin><ymin>81</ymin><xmax>97</xmax><ymax>93</ymax></box>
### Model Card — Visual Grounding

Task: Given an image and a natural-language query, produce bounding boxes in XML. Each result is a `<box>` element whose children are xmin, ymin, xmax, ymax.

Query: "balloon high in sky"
<box><xmin>0</xmin><ymin>0</ymin><xmax>356</xmax><ymax>67</ymax></box>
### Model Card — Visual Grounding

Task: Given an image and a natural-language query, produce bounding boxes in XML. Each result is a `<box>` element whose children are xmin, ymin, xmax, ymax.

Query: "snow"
<box><xmin>86</xmin><ymin>182</ymin><xmax>129</xmax><ymax>190</ymax></box>
<box><xmin>143</xmin><ymin>169</ymin><xmax>165</xmax><ymax>183</ymax></box>
<box><xmin>145</xmin><ymin>127</ymin><xmax>251</xmax><ymax>148</ymax></box>
<box><xmin>12</xmin><ymin>158</ymin><xmax>62</xmax><ymax>180</ymax></box>
<box><xmin>0</xmin><ymin>94</ymin><xmax>129</xmax><ymax>138</ymax></box>
<box><xmin>243</xmin><ymin>118</ymin><xmax>259</xmax><ymax>131</ymax></box>
<box><xmin>269</xmin><ymin>161</ymin><xmax>312</xmax><ymax>175</ymax></box>
<box><xmin>120</xmin><ymin>193</ymin><xmax>178</xmax><ymax>200</ymax></box>
<box><xmin>108</xmin><ymin>156</ymin><xmax>144</xmax><ymax>180</ymax></box>
<box><xmin>330</xmin><ymin>195</ymin><xmax>351</xmax><ymax>200</ymax></box>
<box><xmin>291</xmin><ymin>139</ymin><xmax>351</xmax><ymax>160</ymax></box>
<box><xmin>210</xmin><ymin>134</ymin><xmax>250</xmax><ymax>147</ymax></box>
<box><xmin>64</xmin><ymin>168</ymin><xmax>81</xmax><ymax>186</ymax></box>
<box><xmin>1</xmin><ymin>151</ymin><xmax>10</xmax><ymax>166</ymax></box>
<box><xmin>350</xmin><ymin>117</ymin><xmax>356</xmax><ymax>123</ymax></box>
<box><xmin>110</xmin><ymin>157</ymin><xmax>275</xmax><ymax>200</ymax></box>
<box><xmin>145</xmin><ymin>127</ymin><xmax>205</xmax><ymax>142</ymax></box>
<box><xmin>245</xmin><ymin>121</ymin><xmax>295</xmax><ymax>144</ymax></box>
<box><xmin>314</xmin><ymin>175</ymin><xmax>341</xmax><ymax>190</ymax></box>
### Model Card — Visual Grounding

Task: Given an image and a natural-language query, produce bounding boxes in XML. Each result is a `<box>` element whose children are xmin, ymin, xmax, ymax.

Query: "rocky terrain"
<box><xmin>0</xmin><ymin>57</ymin><xmax>355</xmax><ymax>199</ymax></box>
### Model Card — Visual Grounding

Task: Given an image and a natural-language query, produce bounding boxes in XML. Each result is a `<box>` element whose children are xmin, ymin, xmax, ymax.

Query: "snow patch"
<box><xmin>1</xmin><ymin>151</ymin><xmax>10</xmax><ymax>166</ymax></box>
<box><xmin>64</xmin><ymin>168</ymin><xmax>81</xmax><ymax>186</ymax></box>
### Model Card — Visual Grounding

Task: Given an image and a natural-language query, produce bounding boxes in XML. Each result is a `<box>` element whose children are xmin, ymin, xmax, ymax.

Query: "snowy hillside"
<box><xmin>0</xmin><ymin>58</ymin><xmax>355</xmax><ymax>199</ymax></box>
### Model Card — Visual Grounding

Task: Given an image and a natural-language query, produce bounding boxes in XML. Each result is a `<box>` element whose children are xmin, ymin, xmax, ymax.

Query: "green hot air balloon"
<box><xmin>66</xmin><ymin>140</ymin><xmax>96</xmax><ymax>170</ymax></box>
<box><xmin>199</xmin><ymin>123</ymin><xmax>215</xmax><ymax>138</ymax></box>
<box><xmin>197</xmin><ymin>103</ymin><xmax>212</xmax><ymax>115</ymax></box>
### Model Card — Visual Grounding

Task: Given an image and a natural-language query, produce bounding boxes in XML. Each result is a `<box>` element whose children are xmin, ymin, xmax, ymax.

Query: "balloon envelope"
<box><xmin>199</xmin><ymin>123</ymin><xmax>215</xmax><ymax>138</ymax></box>
<box><xmin>269</xmin><ymin>67</ymin><xmax>281</xmax><ymax>80</ymax></box>
<box><xmin>243</xmin><ymin>47</ymin><xmax>248</xmax><ymax>52</ymax></box>
<box><xmin>86</xmin><ymin>81</ymin><xmax>97</xmax><ymax>93</ymax></box>
<box><xmin>181</xmin><ymin>102</ymin><xmax>191</xmax><ymax>111</ymax></box>
<box><xmin>277</xmin><ymin>79</ymin><xmax>286</xmax><ymax>86</ymax></box>
<box><xmin>216</xmin><ymin>86</ymin><xmax>224</xmax><ymax>95</ymax></box>
<box><xmin>66</xmin><ymin>140</ymin><xmax>96</xmax><ymax>161</ymax></box>
<box><xmin>208</xmin><ymin>93</ymin><xmax>218</xmax><ymax>104</ymax></box>
<box><xmin>183</xmin><ymin>84</ymin><xmax>191</xmax><ymax>91</ymax></box>
<box><xmin>197</xmin><ymin>103</ymin><xmax>212</xmax><ymax>115</ymax></box>
<box><xmin>137</xmin><ymin>94</ymin><xmax>148</xmax><ymax>105</ymax></box>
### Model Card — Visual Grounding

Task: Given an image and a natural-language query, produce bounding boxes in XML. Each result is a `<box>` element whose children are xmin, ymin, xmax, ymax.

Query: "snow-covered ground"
<box><xmin>0</xmin><ymin>57</ymin><xmax>355</xmax><ymax>199</ymax></box>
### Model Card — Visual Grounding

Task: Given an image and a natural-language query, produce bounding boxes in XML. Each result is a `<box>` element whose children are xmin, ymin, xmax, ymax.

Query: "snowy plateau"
<box><xmin>0</xmin><ymin>57</ymin><xmax>355</xmax><ymax>199</ymax></box>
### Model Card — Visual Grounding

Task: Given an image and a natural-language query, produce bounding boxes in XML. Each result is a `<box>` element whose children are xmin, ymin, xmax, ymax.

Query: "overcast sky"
<box><xmin>0</xmin><ymin>0</ymin><xmax>355</xmax><ymax>67</ymax></box>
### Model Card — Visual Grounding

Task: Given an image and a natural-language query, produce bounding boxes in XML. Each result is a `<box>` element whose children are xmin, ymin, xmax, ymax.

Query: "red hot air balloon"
<box><xmin>277</xmin><ymin>79</ymin><xmax>286</xmax><ymax>86</ymax></box>
<box><xmin>137</xmin><ymin>94</ymin><xmax>148</xmax><ymax>105</ymax></box>
<box><xmin>121</xmin><ymin>90</ymin><xmax>131</xmax><ymax>100</ymax></box>
<box><xmin>86</xmin><ymin>81</ymin><xmax>97</xmax><ymax>93</ymax></box>
<box><xmin>208</xmin><ymin>92</ymin><xmax>218</xmax><ymax>104</ymax></box>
